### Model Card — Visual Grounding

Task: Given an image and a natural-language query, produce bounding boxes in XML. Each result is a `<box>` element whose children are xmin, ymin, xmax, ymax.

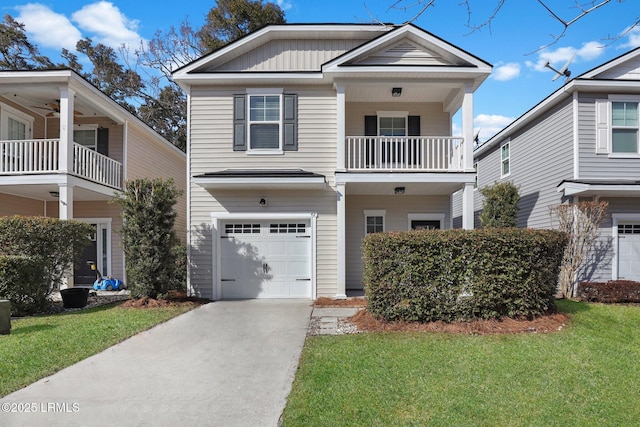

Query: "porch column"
<box><xmin>336</xmin><ymin>182</ymin><xmax>347</xmax><ymax>299</ymax></box>
<box><xmin>58</xmin><ymin>86</ymin><xmax>75</xmax><ymax>174</ymax></box>
<box><xmin>462</xmin><ymin>182</ymin><xmax>474</xmax><ymax>230</ymax></box>
<box><xmin>58</xmin><ymin>183</ymin><xmax>74</xmax><ymax>220</ymax></box>
<box><xmin>462</xmin><ymin>83</ymin><xmax>474</xmax><ymax>171</ymax></box>
<box><xmin>336</xmin><ymin>83</ymin><xmax>346</xmax><ymax>172</ymax></box>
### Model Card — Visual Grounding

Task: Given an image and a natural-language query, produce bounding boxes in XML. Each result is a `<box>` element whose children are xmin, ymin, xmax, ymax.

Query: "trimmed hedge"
<box><xmin>363</xmin><ymin>228</ymin><xmax>568</xmax><ymax>322</ymax></box>
<box><xmin>0</xmin><ymin>255</ymin><xmax>49</xmax><ymax>316</ymax></box>
<box><xmin>578</xmin><ymin>280</ymin><xmax>640</xmax><ymax>303</ymax></box>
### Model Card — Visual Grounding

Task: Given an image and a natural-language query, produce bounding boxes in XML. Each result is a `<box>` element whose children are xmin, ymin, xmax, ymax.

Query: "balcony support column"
<box><xmin>336</xmin><ymin>182</ymin><xmax>347</xmax><ymax>299</ymax></box>
<box><xmin>336</xmin><ymin>83</ymin><xmax>346</xmax><ymax>172</ymax></box>
<box><xmin>462</xmin><ymin>83</ymin><xmax>474</xmax><ymax>171</ymax></box>
<box><xmin>58</xmin><ymin>87</ymin><xmax>75</xmax><ymax>174</ymax></box>
<box><xmin>462</xmin><ymin>182</ymin><xmax>474</xmax><ymax>230</ymax></box>
<box><xmin>58</xmin><ymin>183</ymin><xmax>74</xmax><ymax>220</ymax></box>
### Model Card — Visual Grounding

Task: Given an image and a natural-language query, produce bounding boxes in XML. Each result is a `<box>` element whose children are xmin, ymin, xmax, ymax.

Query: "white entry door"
<box><xmin>618</xmin><ymin>223</ymin><xmax>640</xmax><ymax>281</ymax></box>
<box><xmin>220</xmin><ymin>221</ymin><xmax>312</xmax><ymax>299</ymax></box>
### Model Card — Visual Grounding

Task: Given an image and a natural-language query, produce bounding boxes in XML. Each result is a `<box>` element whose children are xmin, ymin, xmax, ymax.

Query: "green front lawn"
<box><xmin>0</xmin><ymin>302</ymin><xmax>196</xmax><ymax>397</ymax></box>
<box><xmin>283</xmin><ymin>300</ymin><xmax>640</xmax><ymax>426</ymax></box>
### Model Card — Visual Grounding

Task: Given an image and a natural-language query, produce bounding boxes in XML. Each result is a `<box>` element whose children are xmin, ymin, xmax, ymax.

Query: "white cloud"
<box><xmin>474</xmin><ymin>114</ymin><xmax>514</xmax><ymax>141</ymax></box>
<box><xmin>16</xmin><ymin>4</ymin><xmax>82</xmax><ymax>51</ymax></box>
<box><xmin>526</xmin><ymin>41</ymin><xmax>605</xmax><ymax>73</ymax></box>
<box><xmin>620</xmin><ymin>25</ymin><xmax>640</xmax><ymax>49</ymax></box>
<box><xmin>492</xmin><ymin>62</ymin><xmax>521</xmax><ymax>81</ymax></box>
<box><xmin>71</xmin><ymin>1</ymin><xmax>144</xmax><ymax>48</ymax></box>
<box><xmin>276</xmin><ymin>0</ymin><xmax>293</xmax><ymax>11</ymax></box>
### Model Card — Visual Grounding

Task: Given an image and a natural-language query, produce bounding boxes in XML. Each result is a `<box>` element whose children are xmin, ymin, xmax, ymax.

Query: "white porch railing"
<box><xmin>0</xmin><ymin>139</ymin><xmax>122</xmax><ymax>189</ymax></box>
<box><xmin>346</xmin><ymin>136</ymin><xmax>464</xmax><ymax>172</ymax></box>
<box><xmin>73</xmin><ymin>144</ymin><xmax>122</xmax><ymax>189</ymax></box>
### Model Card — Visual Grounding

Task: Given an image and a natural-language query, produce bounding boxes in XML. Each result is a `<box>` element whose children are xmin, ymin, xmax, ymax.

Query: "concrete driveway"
<box><xmin>2</xmin><ymin>300</ymin><xmax>312</xmax><ymax>427</ymax></box>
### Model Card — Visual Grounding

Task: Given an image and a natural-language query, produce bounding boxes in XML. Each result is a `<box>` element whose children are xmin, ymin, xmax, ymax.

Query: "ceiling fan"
<box><xmin>30</xmin><ymin>100</ymin><xmax>84</xmax><ymax>118</ymax></box>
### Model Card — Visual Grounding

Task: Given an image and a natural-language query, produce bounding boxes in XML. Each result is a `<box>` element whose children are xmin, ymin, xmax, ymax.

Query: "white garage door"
<box><xmin>220</xmin><ymin>221</ymin><xmax>312</xmax><ymax>299</ymax></box>
<box><xmin>618</xmin><ymin>223</ymin><xmax>640</xmax><ymax>281</ymax></box>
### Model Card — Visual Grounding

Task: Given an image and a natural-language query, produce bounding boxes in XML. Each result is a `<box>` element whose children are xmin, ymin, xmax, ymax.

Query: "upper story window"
<box><xmin>611</xmin><ymin>101</ymin><xmax>638</xmax><ymax>153</ymax></box>
<box><xmin>501</xmin><ymin>142</ymin><xmax>510</xmax><ymax>177</ymax></box>
<box><xmin>1</xmin><ymin>103</ymin><xmax>33</xmax><ymax>141</ymax></box>
<box><xmin>249</xmin><ymin>95</ymin><xmax>280</xmax><ymax>150</ymax></box>
<box><xmin>233</xmin><ymin>90</ymin><xmax>298</xmax><ymax>154</ymax></box>
<box><xmin>74</xmin><ymin>126</ymin><xmax>97</xmax><ymax>150</ymax></box>
<box><xmin>596</xmin><ymin>96</ymin><xmax>640</xmax><ymax>156</ymax></box>
<box><xmin>379</xmin><ymin>117</ymin><xmax>406</xmax><ymax>136</ymax></box>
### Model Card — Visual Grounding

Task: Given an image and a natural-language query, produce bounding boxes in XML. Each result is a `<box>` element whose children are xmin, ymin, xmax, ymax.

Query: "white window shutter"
<box><xmin>595</xmin><ymin>99</ymin><xmax>609</xmax><ymax>154</ymax></box>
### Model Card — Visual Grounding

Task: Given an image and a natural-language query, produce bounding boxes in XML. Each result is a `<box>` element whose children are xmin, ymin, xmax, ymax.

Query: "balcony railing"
<box><xmin>0</xmin><ymin>139</ymin><xmax>122</xmax><ymax>189</ymax></box>
<box><xmin>346</xmin><ymin>136</ymin><xmax>464</xmax><ymax>172</ymax></box>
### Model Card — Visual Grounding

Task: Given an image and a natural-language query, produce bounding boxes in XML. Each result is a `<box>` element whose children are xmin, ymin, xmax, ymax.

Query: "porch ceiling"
<box><xmin>345</xmin><ymin>81</ymin><xmax>458</xmax><ymax>104</ymax></box>
<box><xmin>337</xmin><ymin>172</ymin><xmax>474</xmax><ymax>195</ymax></box>
<box><xmin>0</xmin><ymin>180</ymin><xmax>119</xmax><ymax>202</ymax></box>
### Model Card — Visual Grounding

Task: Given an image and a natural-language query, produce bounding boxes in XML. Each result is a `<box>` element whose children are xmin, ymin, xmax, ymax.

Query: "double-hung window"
<box><xmin>233</xmin><ymin>90</ymin><xmax>297</xmax><ymax>153</ymax></box>
<box><xmin>501</xmin><ymin>141</ymin><xmax>510</xmax><ymax>177</ymax></box>
<box><xmin>74</xmin><ymin>126</ymin><xmax>98</xmax><ymax>150</ymax></box>
<box><xmin>611</xmin><ymin>101</ymin><xmax>639</xmax><ymax>154</ymax></box>
<box><xmin>249</xmin><ymin>94</ymin><xmax>281</xmax><ymax>150</ymax></box>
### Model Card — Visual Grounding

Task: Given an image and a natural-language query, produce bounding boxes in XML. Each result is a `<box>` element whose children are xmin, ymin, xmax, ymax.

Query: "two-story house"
<box><xmin>0</xmin><ymin>69</ymin><xmax>186</xmax><ymax>287</ymax></box>
<box><xmin>173</xmin><ymin>23</ymin><xmax>491</xmax><ymax>300</ymax></box>
<box><xmin>465</xmin><ymin>47</ymin><xmax>640</xmax><ymax>283</ymax></box>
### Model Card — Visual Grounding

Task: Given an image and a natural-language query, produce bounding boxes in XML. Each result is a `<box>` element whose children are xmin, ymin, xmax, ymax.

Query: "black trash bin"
<box><xmin>60</xmin><ymin>288</ymin><xmax>89</xmax><ymax>309</ymax></box>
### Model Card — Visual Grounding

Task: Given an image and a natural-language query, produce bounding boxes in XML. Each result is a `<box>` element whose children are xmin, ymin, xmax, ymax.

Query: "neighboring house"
<box><xmin>0</xmin><ymin>69</ymin><xmax>186</xmax><ymax>287</ymax></box>
<box><xmin>172</xmin><ymin>23</ymin><xmax>491</xmax><ymax>300</ymax></box>
<box><xmin>457</xmin><ymin>47</ymin><xmax>640</xmax><ymax>283</ymax></box>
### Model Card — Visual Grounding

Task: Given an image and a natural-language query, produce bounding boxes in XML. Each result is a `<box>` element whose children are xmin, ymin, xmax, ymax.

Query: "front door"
<box><xmin>618</xmin><ymin>223</ymin><xmax>640</xmax><ymax>281</ymax></box>
<box><xmin>74</xmin><ymin>224</ymin><xmax>98</xmax><ymax>285</ymax></box>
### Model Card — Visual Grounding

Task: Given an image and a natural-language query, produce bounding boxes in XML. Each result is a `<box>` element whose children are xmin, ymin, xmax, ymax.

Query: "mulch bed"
<box><xmin>313</xmin><ymin>296</ymin><xmax>568</xmax><ymax>335</ymax></box>
<box><xmin>120</xmin><ymin>290</ymin><xmax>209</xmax><ymax>309</ymax></box>
<box><xmin>348</xmin><ymin>309</ymin><xmax>568</xmax><ymax>335</ymax></box>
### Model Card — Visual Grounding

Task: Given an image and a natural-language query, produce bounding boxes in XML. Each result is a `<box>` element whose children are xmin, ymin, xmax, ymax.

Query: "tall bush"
<box><xmin>0</xmin><ymin>216</ymin><xmax>94</xmax><ymax>293</ymax></box>
<box><xmin>0</xmin><ymin>255</ymin><xmax>49</xmax><ymax>315</ymax></box>
<box><xmin>479</xmin><ymin>181</ymin><xmax>520</xmax><ymax>228</ymax></box>
<box><xmin>363</xmin><ymin>228</ymin><xmax>567</xmax><ymax>322</ymax></box>
<box><xmin>113</xmin><ymin>178</ymin><xmax>183</xmax><ymax>298</ymax></box>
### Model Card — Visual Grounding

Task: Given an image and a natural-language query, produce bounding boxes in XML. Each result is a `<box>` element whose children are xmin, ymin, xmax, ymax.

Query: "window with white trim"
<box><xmin>611</xmin><ymin>101</ymin><xmax>639</xmax><ymax>153</ymax></box>
<box><xmin>233</xmin><ymin>90</ymin><xmax>297</xmax><ymax>153</ymax></box>
<box><xmin>501</xmin><ymin>142</ymin><xmax>510</xmax><ymax>177</ymax></box>
<box><xmin>74</xmin><ymin>125</ymin><xmax>98</xmax><ymax>150</ymax></box>
<box><xmin>364</xmin><ymin>210</ymin><xmax>386</xmax><ymax>234</ymax></box>
<box><xmin>1</xmin><ymin>103</ymin><xmax>33</xmax><ymax>141</ymax></box>
<box><xmin>249</xmin><ymin>94</ymin><xmax>281</xmax><ymax>150</ymax></box>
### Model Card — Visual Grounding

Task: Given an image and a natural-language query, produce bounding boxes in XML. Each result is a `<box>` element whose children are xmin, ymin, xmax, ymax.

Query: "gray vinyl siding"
<box><xmin>214</xmin><ymin>38</ymin><xmax>371</xmax><ymax>72</ymax></box>
<box><xmin>188</xmin><ymin>86</ymin><xmax>338</xmax><ymax>299</ymax></box>
<box><xmin>578</xmin><ymin>93</ymin><xmax>640</xmax><ymax>179</ymax></box>
<box><xmin>474</xmin><ymin>97</ymin><xmax>575</xmax><ymax>229</ymax></box>
<box><xmin>345</xmin><ymin>195</ymin><xmax>451</xmax><ymax>289</ymax></box>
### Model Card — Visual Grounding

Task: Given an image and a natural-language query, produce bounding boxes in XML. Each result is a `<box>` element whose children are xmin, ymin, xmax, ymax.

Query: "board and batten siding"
<box><xmin>189</xmin><ymin>86</ymin><xmax>338</xmax><ymax>298</ymax></box>
<box><xmin>345</xmin><ymin>195</ymin><xmax>451</xmax><ymax>289</ymax></box>
<box><xmin>577</xmin><ymin>93</ymin><xmax>640</xmax><ymax>179</ymax></box>
<box><xmin>214</xmin><ymin>38</ymin><xmax>371</xmax><ymax>72</ymax></box>
<box><xmin>124</xmin><ymin>122</ymin><xmax>187</xmax><ymax>242</ymax></box>
<box><xmin>473</xmin><ymin>97</ymin><xmax>575</xmax><ymax>229</ymax></box>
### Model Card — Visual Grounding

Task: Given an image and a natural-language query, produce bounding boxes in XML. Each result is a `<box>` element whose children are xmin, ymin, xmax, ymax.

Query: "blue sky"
<box><xmin>3</xmin><ymin>1</ymin><xmax>640</xmax><ymax>140</ymax></box>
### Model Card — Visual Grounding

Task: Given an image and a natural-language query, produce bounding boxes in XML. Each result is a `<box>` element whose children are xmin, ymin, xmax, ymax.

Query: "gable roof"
<box><xmin>172</xmin><ymin>23</ymin><xmax>491</xmax><ymax>89</ymax></box>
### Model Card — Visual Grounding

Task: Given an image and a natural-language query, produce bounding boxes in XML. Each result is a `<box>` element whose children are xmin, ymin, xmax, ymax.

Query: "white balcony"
<box><xmin>345</xmin><ymin>136</ymin><xmax>465</xmax><ymax>172</ymax></box>
<box><xmin>0</xmin><ymin>139</ymin><xmax>122</xmax><ymax>189</ymax></box>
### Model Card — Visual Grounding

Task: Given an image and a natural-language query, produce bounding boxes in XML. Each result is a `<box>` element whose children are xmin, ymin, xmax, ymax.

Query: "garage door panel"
<box><xmin>618</xmin><ymin>223</ymin><xmax>640</xmax><ymax>282</ymax></box>
<box><xmin>220</xmin><ymin>220</ymin><xmax>311</xmax><ymax>299</ymax></box>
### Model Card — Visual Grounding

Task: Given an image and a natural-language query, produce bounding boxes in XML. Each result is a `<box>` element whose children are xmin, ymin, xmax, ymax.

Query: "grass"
<box><xmin>0</xmin><ymin>302</ymin><xmax>196</xmax><ymax>397</ymax></box>
<box><xmin>282</xmin><ymin>300</ymin><xmax>640</xmax><ymax>427</ymax></box>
